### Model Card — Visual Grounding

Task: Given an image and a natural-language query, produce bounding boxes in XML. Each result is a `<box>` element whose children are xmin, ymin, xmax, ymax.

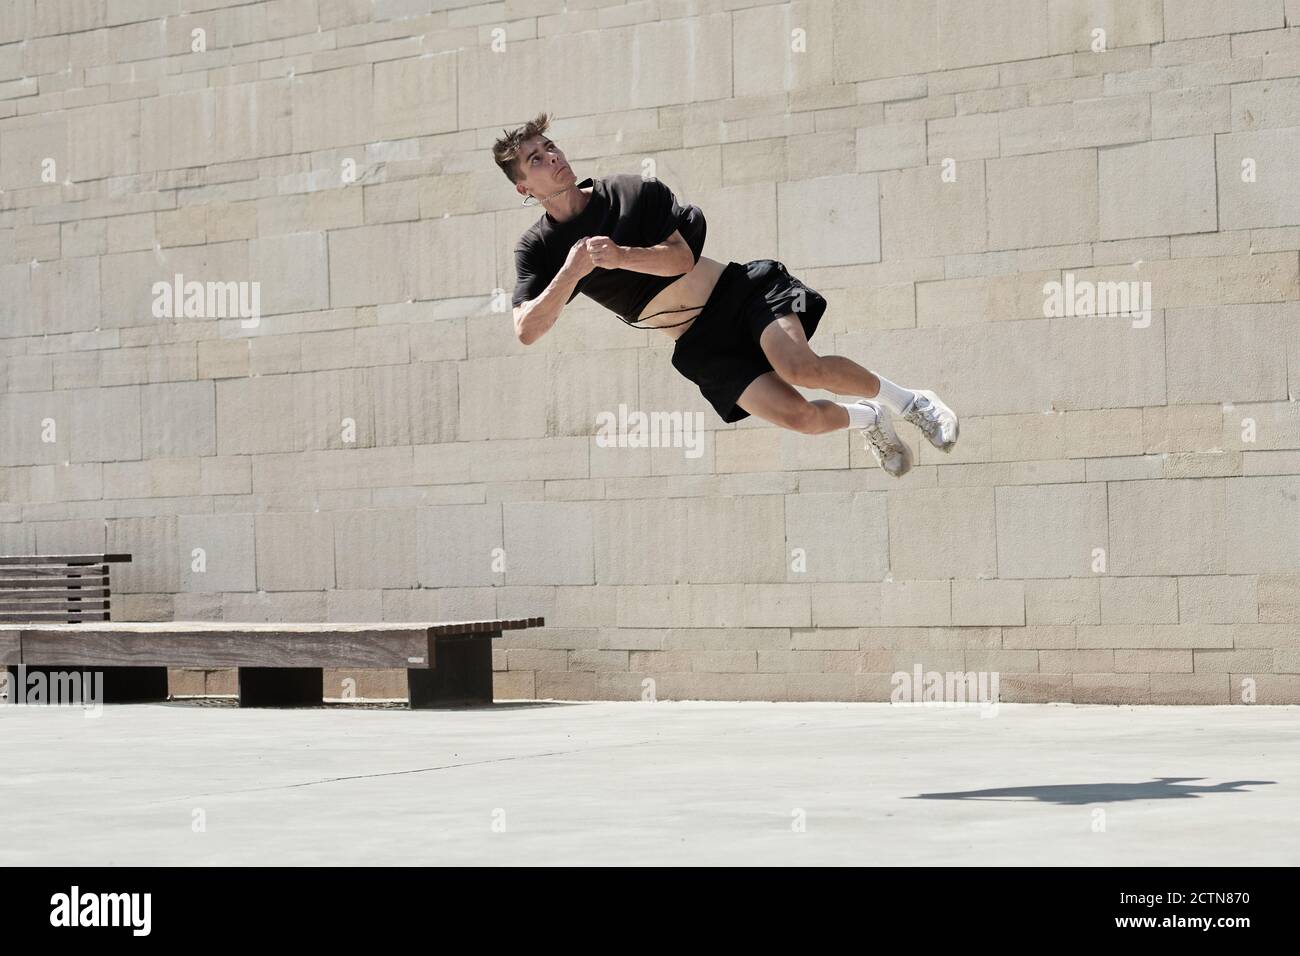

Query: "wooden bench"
<box><xmin>0</xmin><ymin>553</ymin><xmax>132</xmax><ymax>622</ymax></box>
<box><xmin>0</xmin><ymin>552</ymin><xmax>168</xmax><ymax>702</ymax></box>
<box><xmin>1</xmin><ymin>552</ymin><xmax>544</xmax><ymax>708</ymax></box>
<box><xmin>1</xmin><ymin>618</ymin><xmax>544</xmax><ymax>708</ymax></box>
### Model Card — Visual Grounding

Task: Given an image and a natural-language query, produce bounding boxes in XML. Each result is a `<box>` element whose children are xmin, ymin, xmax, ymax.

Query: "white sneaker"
<box><xmin>857</xmin><ymin>400</ymin><xmax>912</xmax><ymax>478</ymax></box>
<box><xmin>901</xmin><ymin>389</ymin><xmax>959</xmax><ymax>453</ymax></box>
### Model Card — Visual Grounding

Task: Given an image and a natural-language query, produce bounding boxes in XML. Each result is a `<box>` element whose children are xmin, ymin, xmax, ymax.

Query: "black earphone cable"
<box><xmin>618</xmin><ymin>304</ymin><xmax>705</xmax><ymax>329</ymax></box>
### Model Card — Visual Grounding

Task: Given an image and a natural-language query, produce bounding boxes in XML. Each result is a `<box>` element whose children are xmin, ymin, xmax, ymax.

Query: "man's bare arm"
<box><xmin>593</xmin><ymin>230</ymin><xmax>694</xmax><ymax>277</ymax></box>
<box><xmin>514</xmin><ymin>238</ymin><xmax>594</xmax><ymax>345</ymax></box>
<box><xmin>514</xmin><ymin>268</ymin><xmax>580</xmax><ymax>345</ymax></box>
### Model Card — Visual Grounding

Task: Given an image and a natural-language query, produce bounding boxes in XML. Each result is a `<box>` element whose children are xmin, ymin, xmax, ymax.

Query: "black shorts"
<box><xmin>670</xmin><ymin>259</ymin><xmax>827</xmax><ymax>423</ymax></box>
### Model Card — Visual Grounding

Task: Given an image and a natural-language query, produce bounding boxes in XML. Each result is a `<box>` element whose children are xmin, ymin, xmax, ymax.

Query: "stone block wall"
<box><xmin>2</xmin><ymin>0</ymin><xmax>1299</xmax><ymax>703</ymax></box>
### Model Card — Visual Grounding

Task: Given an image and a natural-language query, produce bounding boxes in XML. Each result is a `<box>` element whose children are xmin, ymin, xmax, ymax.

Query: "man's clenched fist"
<box><xmin>584</xmin><ymin>236</ymin><xmax>625</xmax><ymax>269</ymax></box>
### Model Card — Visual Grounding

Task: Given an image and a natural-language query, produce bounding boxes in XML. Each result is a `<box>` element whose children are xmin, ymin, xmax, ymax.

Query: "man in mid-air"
<box><xmin>494</xmin><ymin>112</ymin><xmax>958</xmax><ymax>476</ymax></box>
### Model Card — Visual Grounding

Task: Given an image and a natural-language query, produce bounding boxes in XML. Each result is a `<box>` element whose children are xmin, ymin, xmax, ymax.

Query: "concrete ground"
<box><xmin>1</xmin><ymin>700</ymin><xmax>1296</xmax><ymax>866</ymax></box>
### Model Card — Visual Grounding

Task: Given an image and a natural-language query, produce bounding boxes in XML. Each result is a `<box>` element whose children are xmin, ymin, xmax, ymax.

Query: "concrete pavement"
<box><xmin>0</xmin><ymin>701</ymin><xmax>1295</xmax><ymax>865</ymax></box>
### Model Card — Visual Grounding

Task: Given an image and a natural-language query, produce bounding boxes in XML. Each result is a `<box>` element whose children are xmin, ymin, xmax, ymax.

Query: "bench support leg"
<box><xmin>238</xmin><ymin>668</ymin><xmax>323</xmax><ymax>708</ymax></box>
<box><xmin>407</xmin><ymin>632</ymin><xmax>495</xmax><ymax>708</ymax></box>
<box><xmin>6</xmin><ymin>665</ymin><xmax>168</xmax><ymax>704</ymax></box>
<box><xmin>101</xmin><ymin>666</ymin><xmax>170</xmax><ymax>703</ymax></box>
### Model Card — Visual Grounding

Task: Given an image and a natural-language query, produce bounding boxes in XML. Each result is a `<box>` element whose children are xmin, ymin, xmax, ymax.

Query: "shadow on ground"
<box><xmin>909</xmin><ymin>777</ymin><xmax>1276</xmax><ymax>805</ymax></box>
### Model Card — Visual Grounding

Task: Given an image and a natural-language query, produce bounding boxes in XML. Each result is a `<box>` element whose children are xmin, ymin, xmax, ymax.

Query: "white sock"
<box><xmin>838</xmin><ymin>401</ymin><xmax>879</xmax><ymax>429</ymax></box>
<box><xmin>872</xmin><ymin>375</ymin><xmax>917</xmax><ymax>415</ymax></box>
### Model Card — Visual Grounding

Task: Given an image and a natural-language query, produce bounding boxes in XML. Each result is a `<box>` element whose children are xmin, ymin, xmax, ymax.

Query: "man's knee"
<box><xmin>785</xmin><ymin>400</ymin><xmax>826</xmax><ymax>434</ymax></box>
<box><xmin>779</xmin><ymin>353</ymin><xmax>828</xmax><ymax>388</ymax></box>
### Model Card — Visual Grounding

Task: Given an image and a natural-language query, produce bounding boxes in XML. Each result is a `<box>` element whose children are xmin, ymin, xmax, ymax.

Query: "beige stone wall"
<box><xmin>2</xmin><ymin>0</ymin><xmax>1299</xmax><ymax>704</ymax></box>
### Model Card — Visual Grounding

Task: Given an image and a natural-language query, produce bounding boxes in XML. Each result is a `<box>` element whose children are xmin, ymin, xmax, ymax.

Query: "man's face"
<box><xmin>515</xmin><ymin>136</ymin><xmax>574</xmax><ymax>200</ymax></box>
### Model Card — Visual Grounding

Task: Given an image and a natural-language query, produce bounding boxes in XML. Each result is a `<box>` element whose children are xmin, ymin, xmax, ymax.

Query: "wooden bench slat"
<box><xmin>429</xmin><ymin>617</ymin><xmax>544</xmax><ymax>635</ymax></box>
<box><xmin>0</xmin><ymin>588</ymin><xmax>111</xmax><ymax>599</ymax></box>
<box><xmin>0</xmin><ymin>591</ymin><xmax>109</xmax><ymax>600</ymax></box>
<box><xmin>0</xmin><ymin>576</ymin><xmax>110</xmax><ymax>587</ymax></box>
<box><xmin>0</xmin><ymin>614</ymin><xmax>110</xmax><ymax>623</ymax></box>
<box><xmin>19</xmin><ymin>629</ymin><xmax>433</xmax><ymax>670</ymax></box>
<box><xmin>0</xmin><ymin>613</ymin><xmax>112</xmax><ymax>621</ymax></box>
<box><xmin>0</xmin><ymin>618</ymin><xmax>543</xmax><ymax>635</ymax></box>
<box><xmin>0</xmin><ymin>567</ymin><xmax>109</xmax><ymax>579</ymax></box>
<box><xmin>0</xmin><ymin>554</ymin><xmax>130</xmax><ymax>566</ymax></box>
<box><xmin>0</xmin><ymin>600</ymin><xmax>110</xmax><ymax>612</ymax></box>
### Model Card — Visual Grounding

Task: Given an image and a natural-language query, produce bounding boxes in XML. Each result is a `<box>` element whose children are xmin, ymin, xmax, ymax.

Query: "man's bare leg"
<box><xmin>734</xmin><ymin>372</ymin><xmax>853</xmax><ymax>435</ymax></box>
<box><xmin>757</xmin><ymin>316</ymin><xmax>959</xmax><ymax>452</ymax></box>
<box><xmin>757</xmin><ymin>317</ymin><xmax>905</xmax><ymax>406</ymax></box>
<box><xmin>735</xmin><ymin>372</ymin><xmax>913</xmax><ymax>476</ymax></box>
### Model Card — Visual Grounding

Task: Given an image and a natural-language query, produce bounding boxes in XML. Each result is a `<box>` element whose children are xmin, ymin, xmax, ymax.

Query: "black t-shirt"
<box><xmin>511</xmin><ymin>173</ymin><xmax>707</xmax><ymax>325</ymax></box>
